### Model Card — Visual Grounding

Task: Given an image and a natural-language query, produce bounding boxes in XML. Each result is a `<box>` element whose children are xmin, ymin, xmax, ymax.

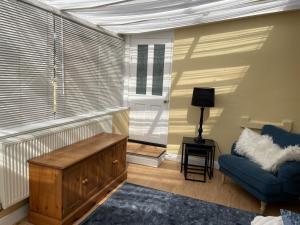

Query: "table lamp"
<box><xmin>191</xmin><ymin>87</ymin><xmax>215</xmax><ymax>143</ymax></box>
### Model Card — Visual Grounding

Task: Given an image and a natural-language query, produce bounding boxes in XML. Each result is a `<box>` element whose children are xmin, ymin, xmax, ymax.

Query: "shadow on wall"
<box><xmin>167</xmin><ymin>13</ymin><xmax>292</xmax><ymax>156</ymax></box>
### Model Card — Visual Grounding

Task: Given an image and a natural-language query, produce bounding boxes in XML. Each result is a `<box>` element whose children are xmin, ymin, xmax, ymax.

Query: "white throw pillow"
<box><xmin>235</xmin><ymin>128</ymin><xmax>300</xmax><ymax>173</ymax></box>
<box><xmin>251</xmin><ymin>216</ymin><xmax>283</xmax><ymax>225</ymax></box>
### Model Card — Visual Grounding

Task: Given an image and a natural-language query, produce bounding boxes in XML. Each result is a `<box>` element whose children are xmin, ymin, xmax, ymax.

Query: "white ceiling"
<box><xmin>39</xmin><ymin>0</ymin><xmax>300</xmax><ymax>34</ymax></box>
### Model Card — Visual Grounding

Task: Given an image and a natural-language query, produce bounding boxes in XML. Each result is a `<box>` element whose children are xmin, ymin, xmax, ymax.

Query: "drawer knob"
<box><xmin>113</xmin><ymin>160</ymin><xmax>119</xmax><ymax>164</ymax></box>
<box><xmin>82</xmin><ymin>178</ymin><xmax>88</xmax><ymax>184</ymax></box>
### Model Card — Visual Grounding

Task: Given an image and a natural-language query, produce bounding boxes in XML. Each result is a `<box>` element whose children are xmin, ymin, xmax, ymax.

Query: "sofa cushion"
<box><xmin>261</xmin><ymin>125</ymin><xmax>300</xmax><ymax>148</ymax></box>
<box><xmin>219</xmin><ymin>155</ymin><xmax>282</xmax><ymax>195</ymax></box>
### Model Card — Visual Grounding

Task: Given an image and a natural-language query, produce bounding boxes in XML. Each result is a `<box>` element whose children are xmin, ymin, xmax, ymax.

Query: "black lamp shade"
<box><xmin>191</xmin><ymin>87</ymin><xmax>215</xmax><ymax>107</ymax></box>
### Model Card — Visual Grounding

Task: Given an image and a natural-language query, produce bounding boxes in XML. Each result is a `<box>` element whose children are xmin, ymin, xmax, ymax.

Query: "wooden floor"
<box><xmin>18</xmin><ymin>160</ymin><xmax>300</xmax><ymax>224</ymax></box>
<box><xmin>127</xmin><ymin>160</ymin><xmax>300</xmax><ymax>216</ymax></box>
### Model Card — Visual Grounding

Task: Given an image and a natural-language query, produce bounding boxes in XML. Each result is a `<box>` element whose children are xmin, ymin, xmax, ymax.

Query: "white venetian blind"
<box><xmin>0</xmin><ymin>0</ymin><xmax>125</xmax><ymax>130</ymax></box>
<box><xmin>0</xmin><ymin>0</ymin><xmax>54</xmax><ymax>129</ymax></box>
<box><xmin>98</xmin><ymin>32</ymin><xmax>125</xmax><ymax>110</ymax></box>
<box><xmin>56</xmin><ymin>17</ymin><xmax>124</xmax><ymax>118</ymax></box>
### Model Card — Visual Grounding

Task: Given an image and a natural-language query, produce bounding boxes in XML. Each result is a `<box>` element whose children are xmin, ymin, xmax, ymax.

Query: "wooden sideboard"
<box><xmin>28</xmin><ymin>133</ymin><xmax>127</xmax><ymax>225</ymax></box>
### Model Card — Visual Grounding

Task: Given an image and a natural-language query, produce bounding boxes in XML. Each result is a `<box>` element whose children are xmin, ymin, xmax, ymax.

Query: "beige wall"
<box><xmin>168</xmin><ymin>11</ymin><xmax>300</xmax><ymax>156</ymax></box>
<box><xmin>112</xmin><ymin>110</ymin><xmax>129</xmax><ymax>135</ymax></box>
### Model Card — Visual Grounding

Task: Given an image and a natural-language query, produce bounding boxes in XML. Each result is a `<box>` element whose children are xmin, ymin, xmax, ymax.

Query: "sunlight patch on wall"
<box><xmin>168</xmin><ymin>125</ymin><xmax>195</xmax><ymax>134</ymax></box>
<box><xmin>202</xmin><ymin>107</ymin><xmax>224</xmax><ymax>135</ymax></box>
<box><xmin>171</xmin><ymin>86</ymin><xmax>246</xmax><ymax>97</ymax></box>
<box><xmin>171</xmin><ymin>66</ymin><xmax>249</xmax><ymax>97</ymax></box>
<box><xmin>112</xmin><ymin>110</ymin><xmax>129</xmax><ymax>135</ymax></box>
<box><xmin>168</xmin><ymin>109</ymin><xmax>189</xmax><ymax>120</ymax></box>
<box><xmin>167</xmin><ymin>107</ymin><xmax>224</xmax><ymax>154</ymax></box>
<box><xmin>173</xmin><ymin>26</ymin><xmax>273</xmax><ymax>60</ymax></box>
<box><xmin>167</xmin><ymin>144</ymin><xmax>181</xmax><ymax>153</ymax></box>
<box><xmin>214</xmin><ymin>85</ymin><xmax>239</xmax><ymax>95</ymax></box>
<box><xmin>168</xmin><ymin>108</ymin><xmax>224</xmax><ymax>135</ymax></box>
<box><xmin>175</xmin><ymin>66</ymin><xmax>249</xmax><ymax>86</ymax></box>
<box><xmin>170</xmin><ymin>89</ymin><xmax>193</xmax><ymax>98</ymax></box>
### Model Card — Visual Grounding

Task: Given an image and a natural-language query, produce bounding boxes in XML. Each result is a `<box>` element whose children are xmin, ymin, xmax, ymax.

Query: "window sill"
<box><xmin>0</xmin><ymin>107</ymin><xmax>129</xmax><ymax>140</ymax></box>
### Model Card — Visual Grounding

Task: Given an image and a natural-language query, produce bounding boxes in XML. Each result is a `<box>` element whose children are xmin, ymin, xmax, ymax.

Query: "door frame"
<box><xmin>124</xmin><ymin>31</ymin><xmax>174</xmax><ymax>146</ymax></box>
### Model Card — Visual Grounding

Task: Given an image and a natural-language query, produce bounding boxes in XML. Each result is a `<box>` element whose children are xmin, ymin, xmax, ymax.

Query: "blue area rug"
<box><xmin>81</xmin><ymin>183</ymin><xmax>256</xmax><ymax>225</ymax></box>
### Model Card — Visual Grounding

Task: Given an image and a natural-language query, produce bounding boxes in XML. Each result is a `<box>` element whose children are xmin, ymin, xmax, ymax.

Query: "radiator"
<box><xmin>0</xmin><ymin>115</ymin><xmax>112</xmax><ymax>209</ymax></box>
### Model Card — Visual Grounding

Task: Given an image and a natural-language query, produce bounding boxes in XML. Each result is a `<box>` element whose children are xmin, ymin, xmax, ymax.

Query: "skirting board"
<box><xmin>165</xmin><ymin>153</ymin><xmax>220</xmax><ymax>170</ymax></box>
<box><xmin>0</xmin><ymin>204</ymin><xmax>28</xmax><ymax>225</ymax></box>
<box><xmin>127</xmin><ymin>153</ymin><xmax>165</xmax><ymax>168</ymax></box>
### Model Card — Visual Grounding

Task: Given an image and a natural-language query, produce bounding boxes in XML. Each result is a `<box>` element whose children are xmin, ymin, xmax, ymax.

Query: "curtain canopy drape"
<box><xmin>39</xmin><ymin>0</ymin><xmax>300</xmax><ymax>34</ymax></box>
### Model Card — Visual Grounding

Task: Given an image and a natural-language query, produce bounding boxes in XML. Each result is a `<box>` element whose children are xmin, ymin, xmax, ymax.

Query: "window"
<box><xmin>0</xmin><ymin>0</ymin><xmax>124</xmax><ymax>130</ymax></box>
<box><xmin>0</xmin><ymin>0</ymin><xmax>53</xmax><ymax>129</ymax></box>
<box><xmin>152</xmin><ymin>44</ymin><xmax>165</xmax><ymax>96</ymax></box>
<box><xmin>55</xmin><ymin>18</ymin><xmax>124</xmax><ymax>118</ymax></box>
<box><xmin>56</xmin><ymin>18</ymin><xmax>104</xmax><ymax>117</ymax></box>
<box><xmin>134</xmin><ymin>43</ymin><xmax>166</xmax><ymax>96</ymax></box>
<box><xmin>136</xmin><ymin>45</ymin><xmax>148</xmax><ymax>95</ymax></box>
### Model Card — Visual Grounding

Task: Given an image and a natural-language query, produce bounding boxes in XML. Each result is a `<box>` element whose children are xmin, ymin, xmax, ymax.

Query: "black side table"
<box><xmin>180</xmin><ymin>137</ymin><xmax>216</xmax><ymax>182</ymax></box>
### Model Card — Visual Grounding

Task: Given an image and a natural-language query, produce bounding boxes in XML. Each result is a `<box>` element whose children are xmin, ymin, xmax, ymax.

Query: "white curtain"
<box><xmin>39</xmin><ymin>0</ymin><xmax>300</xmax><ymax>34</ymax></box>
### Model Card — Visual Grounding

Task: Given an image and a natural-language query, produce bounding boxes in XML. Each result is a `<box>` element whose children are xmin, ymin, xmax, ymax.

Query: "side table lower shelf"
<box><xmin>181</xmin><ymin>137</ymin><xmax>216</xmax><ymax>182</ymax></box>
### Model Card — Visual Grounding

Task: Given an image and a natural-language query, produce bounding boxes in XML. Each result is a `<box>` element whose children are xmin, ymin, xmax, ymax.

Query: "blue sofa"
<box><xmin>219</xmin><ymin>125</ymin><xmax>300</xmax><ymax>213</ymax></box>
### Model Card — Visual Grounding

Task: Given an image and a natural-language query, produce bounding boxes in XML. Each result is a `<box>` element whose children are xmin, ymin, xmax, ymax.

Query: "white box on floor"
<box><xmin>127</xmin><ymin>152</ymin><xmax>166</xmax><ymax>168</ymax></box>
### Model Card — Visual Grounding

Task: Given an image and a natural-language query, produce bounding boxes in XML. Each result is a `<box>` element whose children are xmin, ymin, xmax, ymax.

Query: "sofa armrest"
<box><xmin>231</xmin><ymin>142</ymin><xmax>236</xmax><ymax>154</ymax></box>
<box><xmin>231</xmin><ymin>142</ymin><xmax>242</xmax><ymax>157</ymax></box>
<box><xmin>277</xmin><ymin>161</ymin><xmax>300</xmax><ymax>196</ymax></box>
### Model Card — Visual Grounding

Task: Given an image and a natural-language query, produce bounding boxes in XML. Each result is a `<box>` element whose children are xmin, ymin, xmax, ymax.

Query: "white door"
<box><xmin>128</xmin><ymin>38</ymin><xmax>173</xmax><ymax>146</ymax></box>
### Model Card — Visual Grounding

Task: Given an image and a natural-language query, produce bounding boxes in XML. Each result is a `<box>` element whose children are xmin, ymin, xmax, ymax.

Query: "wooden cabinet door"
<box><xmin>112</xmin><ymin>140</ymin><xmax>127</xmax><ymax>178</ymax></box>
<box><xmin>99</xmin><ymin>146</ymin><xmax>113</xmax><ymax>188</ymax></box>
<box><xmin>82</xmin><ymin>155</ymin><xmax>101</xmax><ymax>199</ymax></box>
<box><xmin>62</xmin><ymin>163</ymin><xmax>83</xmax><ymax>217</ymax></box>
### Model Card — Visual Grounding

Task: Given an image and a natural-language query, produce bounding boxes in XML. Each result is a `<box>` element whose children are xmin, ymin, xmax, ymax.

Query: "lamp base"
<box><xmin>194</xmin><ymin>136</ymin><xmax>205</xmax><ymax>143</ymax></box>
<box><xmin>194</xmin><ymin>107</ymin><xmax>205</xmax><ymax>144</ymax></box>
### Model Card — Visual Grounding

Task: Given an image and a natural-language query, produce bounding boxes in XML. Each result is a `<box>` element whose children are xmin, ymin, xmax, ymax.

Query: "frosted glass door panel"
<box><xmin>152</xmin><ymin>44</ymin><xmax>165</xmax><ymax>96</ymax></box>
<box><xmin>136</xmin><ymin>45</ymin><xmax>148</xmax><ymax>95</ymax></box>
